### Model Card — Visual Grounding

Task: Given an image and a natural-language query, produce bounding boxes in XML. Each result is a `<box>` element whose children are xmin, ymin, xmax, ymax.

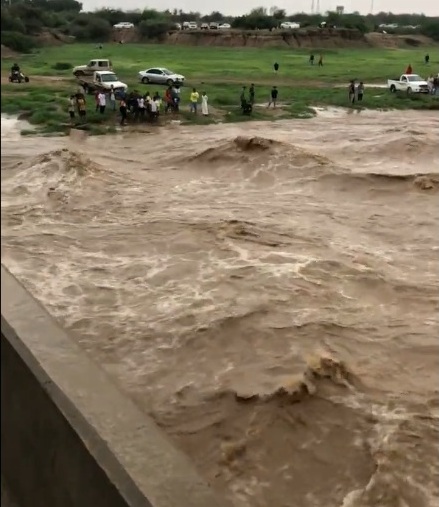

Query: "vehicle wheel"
<box><xmin>24</xmin><ymin>77</ymin><xmax>30</xmax><ymax>83</ymax></box>
<box><xmin>142</xmin><ymin>77</ymin><xmax>149</xmax><ymax>84</ymax></box>
<box><xmin>406</xmin><ymin>87</ymin><xmax>412</xmax><ymax>95</ymax></box>
<box><xmin>166</xmin><ymin>79</ymin><xmax>174</xmax><ymax>86</ymax></box>
<box><xmin>390</xmin><ymin>85</ymin><xmax>396</xmax><ymax>93</ymax></box>
<box><xmin>74</xmin><ymin>70</ymin><xmax>85</xmax><ymax>77</ymax></box>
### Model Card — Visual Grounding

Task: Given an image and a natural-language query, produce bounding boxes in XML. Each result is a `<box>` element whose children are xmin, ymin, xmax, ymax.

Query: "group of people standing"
<box><xmin>309</xmin><ymin>54</ymin><xmax>324</xmax><ymax>66</ymax></box>
<box><xmin>272</xmin><ymin>53</ymin><xmax>324</xmax><ymax>73</ymax></box>
<box><xmin>68</xmin><ymin>84</ymin><xmax>210</xmax><ymax>126</ymax></box>
<box><xmin>240</xmin><ymin>84</ymin><xmax>280</xmax><ymax>114</ymax></box>
<box><xmin>165</xmin><ymin>86</ymin><xmax>209</xmax><ymax>115</ymax></box>
<box><xmin>348</xmin><ymin>80</ymin><xmax>365</xmax><ymax>103</ymax></box>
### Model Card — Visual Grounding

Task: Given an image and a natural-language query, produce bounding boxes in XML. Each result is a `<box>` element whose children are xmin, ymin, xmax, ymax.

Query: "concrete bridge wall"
<box><xmin>1</xmin><ymin>265</ymin><xmax>227</xmax><ymax>507</ymax></box>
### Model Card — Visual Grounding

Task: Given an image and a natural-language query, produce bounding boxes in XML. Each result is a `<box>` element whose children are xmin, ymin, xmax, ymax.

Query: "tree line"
<box><xmin>2</xmin><ymin>0</ymin><xmax>438</xmax><ymax>52</ymax></box>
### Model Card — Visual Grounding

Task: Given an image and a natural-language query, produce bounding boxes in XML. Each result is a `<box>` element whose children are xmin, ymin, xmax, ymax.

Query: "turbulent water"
<box><xmin>1</xmin><ymin>111</ymin><xmax>439</xmax><ymax>507</ymax></box>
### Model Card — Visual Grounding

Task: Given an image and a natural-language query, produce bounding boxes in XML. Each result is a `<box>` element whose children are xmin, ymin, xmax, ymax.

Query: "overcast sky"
<box><xmin>81</xmin><ymin>0</ymin><xmax>439</xmax><ymax>16</ymax></box>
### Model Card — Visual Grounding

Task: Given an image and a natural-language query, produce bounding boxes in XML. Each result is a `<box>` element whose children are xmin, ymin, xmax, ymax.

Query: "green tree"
<box><xmin>421</xmin><ymin>18</ymin><xmax>439</xmax><ymax>40</ymax></box>
<box><xmin>138</xmin><ymin>19</ymin><xmax>172</xmax><ymax>40</ymax></box>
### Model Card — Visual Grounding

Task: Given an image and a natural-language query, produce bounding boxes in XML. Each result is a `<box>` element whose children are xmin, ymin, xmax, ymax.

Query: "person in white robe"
<box><xmin>201</xmin><ymin>92</ymin><xmax>209</xmax><ymax>116</ymax></box>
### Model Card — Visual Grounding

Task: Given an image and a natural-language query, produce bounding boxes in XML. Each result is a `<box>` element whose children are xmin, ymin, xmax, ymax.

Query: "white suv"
<box><xmin>183</xmin><ymin>21</ymin><xmax>198</xmax><ymax>30</ymax></box>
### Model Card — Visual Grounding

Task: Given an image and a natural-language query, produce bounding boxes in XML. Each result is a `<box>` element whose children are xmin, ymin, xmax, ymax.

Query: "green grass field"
<box><xmin>2</xmin><ymin>43</ymin><xmax>438</xmax><ymax>134</ymax></box>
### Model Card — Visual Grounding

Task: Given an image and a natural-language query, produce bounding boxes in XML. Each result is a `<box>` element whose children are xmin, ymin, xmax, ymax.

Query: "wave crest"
<box><xmin>186</xmin><ymin>136</ymin><xmax>330</xmax><ymax>167</ymax></box>
<box><xmin>317</xmin><ymin>171</ymin><xmax>439</xmax><ymax>193</ymax></box>
<box><xmin>211</xmin><ymin>354</ymin><xmax>358</xmax><ymax>406</ymax></box>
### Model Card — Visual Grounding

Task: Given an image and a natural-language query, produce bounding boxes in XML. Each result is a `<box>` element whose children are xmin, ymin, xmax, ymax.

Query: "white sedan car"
<box><xmin>280</xmin><ymin>22</ymin><xmax>300</xmax><ymax>29</ymax></box>
<box><xmin>114</xmin><ymin>22</ymin><xmax>134</xmax><ymax>29</ymax></box>
<box><xmin>219</xmin><ymin>23</ymin><xmax>231</xmax><ymax>29</ymax></box>
<box><xmin>138</xmin><ymin>68</ymin><xmax>185</xmax><ymax>86</ymax></box>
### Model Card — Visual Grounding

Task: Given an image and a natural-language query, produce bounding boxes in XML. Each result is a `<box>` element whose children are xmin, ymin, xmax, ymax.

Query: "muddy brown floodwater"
<box><xmin>1</xmin><ymin>110</ymin><xmax>439</xmax><ymax>507</ymax></box>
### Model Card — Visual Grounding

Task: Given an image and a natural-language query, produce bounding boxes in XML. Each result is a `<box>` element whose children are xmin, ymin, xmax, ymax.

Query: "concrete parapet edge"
<box><xmin>1</xmin><ymin>265</ymin><xmax>228</xmax><ymax>507</ymax></box>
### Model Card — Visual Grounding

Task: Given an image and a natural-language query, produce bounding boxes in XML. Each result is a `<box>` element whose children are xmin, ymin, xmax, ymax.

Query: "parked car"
<box><xmin>138</xmin><ymin>67</ymin><xmax>185</xmax><ymax>85</ymax></box>
<box><xmin>280</xmin><ymin>21</ymin><xmax>300</xmax><ymax>29</ymax></box>
<box><xmin>183</xmin><ymin>21</ymin><xmax>198</xmax><ymax>30</ymax></box>
<box><xmin>218</xmin><ymin>23</ymin><xmax>231</xmax><ymax>29</ymax></box>
<box><xmin>200</xmin><ymin>23</ymin><xmax>209</xmax><ymax>30</ymax></box>
<box><xmin>113</xmin><ymin>22</ymin><xmax>134</xmax><ymax>29</ymax></box>
<box><xmin>209</xmin><ymin>22</ymin><xmax>219</xmax><ymax>29</ymax></box>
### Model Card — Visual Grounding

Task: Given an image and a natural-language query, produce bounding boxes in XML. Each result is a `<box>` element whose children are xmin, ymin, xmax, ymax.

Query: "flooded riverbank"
<box><xmin>2</xmin><ymin>111</ymin><xmax>438</xmax><ymax>507</ymax></box>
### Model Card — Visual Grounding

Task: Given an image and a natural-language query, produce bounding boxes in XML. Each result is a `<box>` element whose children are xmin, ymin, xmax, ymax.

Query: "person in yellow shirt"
<box><xmin>190</xmin><ymin>88</ymin><xmax>199</xmax><ymax>114</ymax></box>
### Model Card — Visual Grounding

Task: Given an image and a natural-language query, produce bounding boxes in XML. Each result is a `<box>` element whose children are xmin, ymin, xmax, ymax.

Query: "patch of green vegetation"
<box><xmin>4</xmin><ymin>43</ymin><xmax>437</xmax><ymax>84</ymax></box>
<box><xmin>1</xmin><ymin>43</ymin><xmax>438</xmax><ymax>135</ymax></box>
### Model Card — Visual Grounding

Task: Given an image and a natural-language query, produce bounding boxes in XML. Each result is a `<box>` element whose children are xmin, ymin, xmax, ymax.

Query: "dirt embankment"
<box><xmin>365</xmin><ymin>32</ymin><xmax>435</xmax><ymax>48</ymax></box>
<box><xmin>166</xmin><ymin>28</ymin><xmax>368</xmax><ymax>49</ymax></box>
<box><xmin>34</xmin><ymin>30</ymin><xmax>75</xmax><ymax>46</ymax></box>
<box><xmin>163</xmin><ymin>29</ymin><xmax>436</xmax><ymax>49</ymax></box>
<box><xmin>2</xmin><ymin>28</ymin><xmax>435</xmax><ymax>56</ymax></box>
<box><xmin>1</xmin><ymin>45</ymin><xmax>19</xmax><ymax>59</ymax></box>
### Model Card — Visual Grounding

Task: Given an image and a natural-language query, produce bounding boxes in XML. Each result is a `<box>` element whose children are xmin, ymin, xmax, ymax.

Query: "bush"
<box><xmin>138</xmin><ymin>19</ymin><xmax>172</xmax><ymax>40</ymax></box>
<box><xmin>1</xmin><ymin>11</ymin><xmax>26</xmax><ymax>33</ymax></box>
<box><xmin>70</xmin><ymin>15</ymin><xmax>112</xmax><ymax>41</ymax></box>
<box><xmin>1</xmin><ymin>31</ymin><xmax>37</xmax><ymax>53</ymax></box>
<box><xmin>52</xmin><ymin>62</ymin><xmax>72</xmax><ymax>70</ymax></box>
<box><xmin>421</xmin><ymin>19</ymin><xmax>439</xmax><ymax>41</ymax></box>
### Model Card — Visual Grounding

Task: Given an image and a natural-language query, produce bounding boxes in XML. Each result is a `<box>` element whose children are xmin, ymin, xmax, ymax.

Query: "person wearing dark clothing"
<box><xmin>129</xmin><ymin>92</ymin><xmax>139</xmax><ymax>120</ymax></box>
<box><xmin>240</xmin><ymin>86</ymin><xmax>252</xmax><ymax>114</ymax></box>
<box><xmin>240</xmin><ymin>86</ymin><xmax>247</xmax><ymax>105</ymax></box>
<box><xmin>348</xmin><ymin>81</ymin><xmax>355</xmax><ymax>103</ymax></box>
<box><xmin>309</xmin><ymin>54</ymin><xmax>315</xmax><ymax>65</ymax></box>
<box><xmin>241</xmin><ymin>100</ymin><xmax>252</xmax><ymax>115</ymax></box>
<box><xmin>425</xmin><ymin>54</ymin><xmax>430</xmax><ymax>64</ymax></box>
<box><xmin>11</xmin><ymin>63</ymin><xmax>20</xmax><ymax>73</ymax></box>
<box><xmin>249</xmin><ymin>84</ymin><xmax>255</xmax><ymax>104</ymax></box>
<box><xmin>94</xmin><ymin>91</ymin><xmax>100</xmax><ymax>112</ymax></box>
<box><xmin>433</xmin><ymin>76</ymin><xmax>439</xmax><ymax>95</ymax></box>
<box><xmin>318</xmin><ymin>55</ymin><xmax>323</xmax><ymax>67</ymax></box>
<box><xmin>274</xmin><ymin>62</ymin><xmax>279</xmax><ymax>73</ymax></box>
<box><xmin>268</xmin><ymin>86</ymin><xmax>278</xmax><ymax>108</ymax></box>
<box><xmin>119</xmin><ymin>98</ymin><xmax>127</xmax><ymax>125</ymax></box>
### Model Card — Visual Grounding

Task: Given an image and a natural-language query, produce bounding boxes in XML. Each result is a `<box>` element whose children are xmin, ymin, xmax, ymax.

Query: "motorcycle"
<box><xmin>9</xmin><ymin>70</ymin><xmax>30</xmax><ymax>84</ymax></box>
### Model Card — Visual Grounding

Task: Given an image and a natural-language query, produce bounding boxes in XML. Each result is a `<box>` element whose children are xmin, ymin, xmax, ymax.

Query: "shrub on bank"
<box><xmin>69</xmin><ymin>15</ymin><xmax>112</xmax><ymax>42</ymax></box>
<box><xmin>2</xmin><ymin>31</ymin><xmax>38</xmax><ymax>53</ymax></box>
<box><xmin>138</xmin><ymin>19</ymin><xmax>173</xmax><ymax>41</ymax></box>
<box><xmin>52</xmin><ymin>62</ymin><xmax>72</xmax><ymax>70</ymax></box>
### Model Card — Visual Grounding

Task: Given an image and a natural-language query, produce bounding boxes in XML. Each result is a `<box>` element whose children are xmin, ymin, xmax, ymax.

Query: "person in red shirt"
<box><xmin>405</xmin><ymin>64</ymin><xmax>413</xmax><ymax>74</ymax></box>
<box><xmin>164</xmin><ymin>86</ymin><xmax>173</xmax><ymax>113</ymax></box>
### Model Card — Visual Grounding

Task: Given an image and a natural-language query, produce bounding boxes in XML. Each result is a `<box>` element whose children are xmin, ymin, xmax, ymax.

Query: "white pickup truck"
<box><xmin>76</xmin><ymin>71</ymin><xmax>128</xmax><ymax>98</ymax></box>
<box><xmin>73</xmin><ymin>59</ymin><xmax>112</xmax><ymax>77</ymax></box>
<box><xmin>388</xmin><ymin>74</ymin><xmax>429</xmax><ymax>94</ymax></box>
